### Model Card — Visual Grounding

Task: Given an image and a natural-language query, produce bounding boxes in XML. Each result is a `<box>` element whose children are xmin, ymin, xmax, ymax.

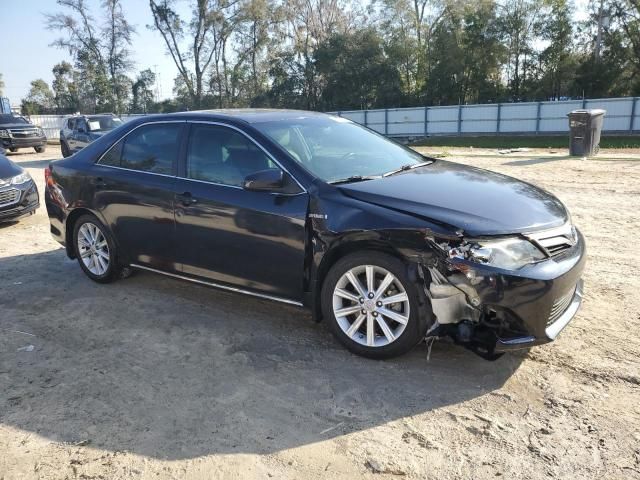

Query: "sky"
<box><xmin>1</xmin><ymin>0</ymin><xmax>190</xmax><ymax>105</ymax></box>
<box><xmin>2</xmin><ymin>0</ymin><xmax>592</xmax><ymax>107</ymax></box>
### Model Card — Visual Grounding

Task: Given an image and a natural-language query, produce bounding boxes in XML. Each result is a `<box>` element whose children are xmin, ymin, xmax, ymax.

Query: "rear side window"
<box><xmin>98</xmin><ymin>123</ymin><xmax>182</xmax><ymax>175</ymax></box>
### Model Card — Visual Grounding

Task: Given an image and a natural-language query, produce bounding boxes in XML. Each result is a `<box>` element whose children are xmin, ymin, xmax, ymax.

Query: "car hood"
<box><xmin>0</xmin><ymin>154</ymin><xmax>22</xmax><ymax>181</ymax></box>
<box><xmin>338</xmin><ymin>160</ymin><xmax>568</xmax><ymax>236</ymax></box>
<box><xmin>0</xmin><ymin>122</ymin><xmax>37</xmax><ymax>130</ymax></box>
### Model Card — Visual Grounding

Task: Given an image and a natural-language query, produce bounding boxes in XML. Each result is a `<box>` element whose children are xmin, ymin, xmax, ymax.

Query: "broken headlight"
<box><xmin>451</xmin><ymin>237</ymin><xmax>546</xmax><ymax>270</ymax></box>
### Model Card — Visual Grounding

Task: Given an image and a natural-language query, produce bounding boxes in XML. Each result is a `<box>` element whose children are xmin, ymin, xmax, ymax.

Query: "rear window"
<box><xmin>87</xmin><ymin>116</ymin><xmax>123</xmax><ymax>132</ymax></box>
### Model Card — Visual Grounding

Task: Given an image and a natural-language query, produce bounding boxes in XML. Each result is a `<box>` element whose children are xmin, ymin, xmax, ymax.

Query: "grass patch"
<box><xmin>409</xmin><ymin>135</ymin><xmax>640</xmax><ymax>149</ymax></box>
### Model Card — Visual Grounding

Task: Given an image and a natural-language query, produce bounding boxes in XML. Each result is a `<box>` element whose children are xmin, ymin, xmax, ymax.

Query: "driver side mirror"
<box><xmin>243</xmin><ymin>168</ymin><xmax>284</xmax><ymax>191</ymax></box>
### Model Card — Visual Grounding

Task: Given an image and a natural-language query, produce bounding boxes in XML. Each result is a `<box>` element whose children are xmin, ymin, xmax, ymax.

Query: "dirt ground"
<box><xmin>1</xmin><ymin>145</ymin><xmax>639</xmax><ymax>480</ymax></box>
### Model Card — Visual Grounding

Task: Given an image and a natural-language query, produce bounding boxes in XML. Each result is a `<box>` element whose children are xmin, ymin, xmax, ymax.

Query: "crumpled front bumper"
<box><xmin>425</xmin><ymin>228</ymin><xmax>586</xmax><ymax>355</ymax></box>
<box><xmin>494</xmin><ymin>278</ymin><xmax>584</xmax><ymax>352</ymax></box>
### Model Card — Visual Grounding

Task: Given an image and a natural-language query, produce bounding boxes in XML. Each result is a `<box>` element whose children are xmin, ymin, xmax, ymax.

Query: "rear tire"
<box><xmin>321</xmin><ymin>251</ymin><xmax>429</xmax><ymax>359</ymax></box>
<box><xmin>9</xmin><ymin>147</ymin><xmax>17</xmax><ymax>153</ymax></box>
<box><xmin>34</xmin><ymin>146</ymin><xmax>46</xmax><ymax>153</ymax></box>
<box><xmin>72</xmin><ymin>214</ymin><xmax>122</xmax><ymax>284</ymax></box>
<box><xmin>61</xmin><ymin>141</ymin><xmax>70</xmax><ymax>158</ymax></box>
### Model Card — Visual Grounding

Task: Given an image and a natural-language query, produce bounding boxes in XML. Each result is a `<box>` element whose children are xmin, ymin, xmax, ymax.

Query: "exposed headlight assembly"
<box><xmin>10</xmin><ymin>171</ymin><xmax>32</xmax><ymax>185</ymax></box>
<box><xmin>0</xmin><ymin>129</ymin><xmax>10</xmax><ymax>138</ymax></box>
<box><xmin>448</xmin><ymin>237</ymin><xmax>546</xmax><ymax>270</ymax></box>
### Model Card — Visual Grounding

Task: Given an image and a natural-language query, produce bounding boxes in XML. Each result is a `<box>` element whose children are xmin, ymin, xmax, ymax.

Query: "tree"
<box><xmin>537</xmin><ymin>0</ymin><xmax>576</xmax><ymax>100</ymax></box>
<box><xmin>315</xmin><ymin>28</ymin><xmax>404</xmax><ymax>110</ymax></box>
<box><xmin>103</xmin><ymin>0</ymin><xmax>136</xmax><ymax>112</ymax></box>
<box><xmin>149</xmin><ymin>0</ymin><xmax>238</xmax><ymax>109</ymax></box>
<box><xmin>46</xmin><ymin>0</ymin><xmax>135</xmax><ymax>113</ymax></box>
<box><xmin>21</xmin><ymin>79</ymin><xmax>55</xmax><ymax>115</ymax></box>
<box><xmin>497</xmin><ymin>0</ymin><xmax>545</xmax><ymax>101</ymax></box>
<box><xmin>131</xmin><ymin>69</ymin><xmax>157</xmax><ymax>112</ymax></box>
<box><xmin>52</xmin><ymin>61</ymin><xmax>80</xmax><ymax>113</ymax></box>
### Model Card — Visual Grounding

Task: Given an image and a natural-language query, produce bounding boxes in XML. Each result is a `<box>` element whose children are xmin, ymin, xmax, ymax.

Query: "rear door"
<box><xmin>92</xmin><ymin>121</ymin><xmax>185</xmax><ymax>271</ymax></box>
<box><xmin>173</xmin><ymin>122</ymin><xmax>308</xmax><ymax>300</ymax></box>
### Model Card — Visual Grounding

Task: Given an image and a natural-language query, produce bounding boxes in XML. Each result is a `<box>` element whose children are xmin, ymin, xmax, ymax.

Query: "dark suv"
<box><xmin>0</xmin><ymin>114</ymin><xmax>47</xmax><ymax>153</ymax></box>
<box><xmin>60</xmin><ymin>114</ymin><xmax>124</xmax><ymax>157</ymax></box>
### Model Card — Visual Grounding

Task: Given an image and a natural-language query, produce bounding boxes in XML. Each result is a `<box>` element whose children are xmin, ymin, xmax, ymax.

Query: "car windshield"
<box><xmin>253</xmin><ymin>116</ymin><xmax>428</xmax><ymax>183</ymax></box>
<box><xmin>0</xmin><ymin>114</ymin><xmax>28</xmax><ymax>125</ymax></box>
<box><xmin>87</xmin><ymin>116</ymin><xmax>123</xmax><ymax>132</ymax></box>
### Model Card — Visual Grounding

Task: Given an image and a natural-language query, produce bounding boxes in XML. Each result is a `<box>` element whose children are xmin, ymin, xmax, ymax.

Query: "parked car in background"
<box><xmin>0</xmin><ymin>114</ymin><xmax>47</xmax><ymax>154</ymax></box>
<box><xmin>44</xmin><ymin>110</ymin><xmax>585</xmax><ymax>360</ymax></box>
<box><xmin>0</xmin><ymin>152</ymin><xmax>39</xmax><ymax>222</ymax></box>
<box><xmin>60</xmin><ymin>114</ymin><xmax>124</xmax><ymax>157</ymax></box>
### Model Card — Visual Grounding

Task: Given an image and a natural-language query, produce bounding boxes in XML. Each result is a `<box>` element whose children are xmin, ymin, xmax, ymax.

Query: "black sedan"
<box><xmin>44</xmin><ymin>110</ymin><xmax>585</xmax><ymax>359</ymax></box>
<box><xmin>0</xmin><ymin>152</ymin><xmax>39</xmax><ymax>222</ymax></box>
<box><xmin>0</xmin><ymin>114</ymin><xmax>47</xmax><ymax>153</ymax></box>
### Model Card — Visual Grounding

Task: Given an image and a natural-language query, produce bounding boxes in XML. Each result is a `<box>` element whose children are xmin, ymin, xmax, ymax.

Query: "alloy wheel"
<box><xmin>77</xmin><ymin>222</ymin><xmax>110</xmax><ymax>276</ymax></box>
<box><xmin>332</xmin><ymin>265</ymin><xmax>410</xmax><ymax>347</ymax></box>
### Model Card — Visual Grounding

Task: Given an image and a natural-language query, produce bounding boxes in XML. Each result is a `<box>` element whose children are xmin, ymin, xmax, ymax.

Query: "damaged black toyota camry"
<box><xmin>44</xmin><ymin>110</ymin><xmax>585</xmax><ymax>360</ymax></box>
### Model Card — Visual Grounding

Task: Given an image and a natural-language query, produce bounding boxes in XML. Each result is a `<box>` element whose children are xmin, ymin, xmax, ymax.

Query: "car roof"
<box><xmin>172</xmin><ymin>109</ymin><xmax>332</xmax><ymax>124</ymax></box>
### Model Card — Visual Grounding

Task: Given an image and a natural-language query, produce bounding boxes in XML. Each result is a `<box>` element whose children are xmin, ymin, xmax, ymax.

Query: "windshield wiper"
<box><xmin>329</xmin><ymin>175</ymin><xmax>380</xmax><ymax>185</ymax></box>
<box><xmin>383</xmin><ymin>160</ymin><xmax>434</xmax><ymax>177</ymax></box>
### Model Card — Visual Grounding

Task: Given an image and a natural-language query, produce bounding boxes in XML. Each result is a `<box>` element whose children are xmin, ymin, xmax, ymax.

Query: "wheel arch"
<box><xmin>64</xmin><ymin>208</ymin><xmax>110</xmax><ymax>259</ymax></box>
<box><xmin>311</xmin><ymin>236</ymin><xmax>423</xmax><ymax>322</ymax></box>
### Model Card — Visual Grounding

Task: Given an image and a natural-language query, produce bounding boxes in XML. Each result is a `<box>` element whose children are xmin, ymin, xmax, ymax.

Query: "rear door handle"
<box><xmin>177</xmin><ymin>191</ymin><xmax>197</xmax><ymax>206</ymax></box>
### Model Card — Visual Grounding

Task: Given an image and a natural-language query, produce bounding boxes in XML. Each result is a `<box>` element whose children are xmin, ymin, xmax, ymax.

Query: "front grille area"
<box><xmin>547</xmin><ymin>286</ymin><xmax>576</xmax><ymax>326</ymax></box>
<box><xmin>9</xmin><ymin>128</ymin><xmax>40</xmax><ymax>138</ymax></box>
<box><xmin>527</xmin><ymin>223</ymin><xmax>578</xmax><ymax>258</ymax></box>
<box><xmin>0</xmin><ymin>188</ymin><xmax>20</xmax><ymax>207</ymax></box>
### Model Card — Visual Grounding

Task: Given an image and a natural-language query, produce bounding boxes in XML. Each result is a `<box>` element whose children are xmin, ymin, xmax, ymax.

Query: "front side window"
<box><xmin>186</xmin><ymin>124</ymin><xmax>276</xmax><ymax>186</ymax></box>
<box><xmin>98</xmin><ymin>123</ymin><xmax>182</xmax><ymax>175</ymax></box>
<box><xmin>253</xmin><ymin>116</ymin><xmax>427</xmax><ymax>183</ymax></box>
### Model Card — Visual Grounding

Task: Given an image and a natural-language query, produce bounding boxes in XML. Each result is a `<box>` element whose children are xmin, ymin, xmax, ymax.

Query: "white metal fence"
<box><xmin>26</xmin><ymin>96</ymin><xmax>640</xmax><ymax>141</ymax></box>
<box><xmin>331</xmin><ymin>97</ymin><xmax>640</xmax><ymax>137</ymax></box>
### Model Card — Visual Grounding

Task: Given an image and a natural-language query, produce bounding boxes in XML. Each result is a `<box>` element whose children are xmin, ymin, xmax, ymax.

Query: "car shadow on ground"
<box><xmin>503</xmin><ymin>156</ymin><xmax>572</xmax><ymax>166</ymax></box>
<box><xmin>0</xmin><ymin>249</ymin><xmax>525</xmax><ymax>460</ymax></box>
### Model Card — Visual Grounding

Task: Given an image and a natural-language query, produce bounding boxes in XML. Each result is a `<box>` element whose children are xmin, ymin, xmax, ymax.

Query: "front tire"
<box><xmin>34</xmin><ymin>146</ymin><xmax>46</xmax><ymax>153</ymax></box>
<box><xmin>61</xmin><ymin>141</ymin><xmax>70</xmax><ymax>158</ymax></box>
<box><xmin>321</xmin><ymin>252</ymin><xmax>429</xmax><ymax>359</ymax></box>
<box><xmin>72</xmin><ymin>214</ymin><xmax>121</xmax><ymax>283</ymax></box>
<box><xmin>9</xmin><ymin>147</ymin><xmax>17</xmax><ymax>153</ymax></box>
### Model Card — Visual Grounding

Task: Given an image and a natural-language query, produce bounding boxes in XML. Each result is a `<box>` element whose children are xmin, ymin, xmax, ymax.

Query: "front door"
<box><xmin>173</xmin><ymin>123</ymin><xmax>308</xmax><ymax>300</ymax></box>
<box><xmin>93</xmin><ymin>121</ymin><xmax>185</xmax><ymax>270</ymax></box>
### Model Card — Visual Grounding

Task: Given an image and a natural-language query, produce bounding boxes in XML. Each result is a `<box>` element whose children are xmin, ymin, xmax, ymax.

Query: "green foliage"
<box><xmin>131</xmin><ymin>69</ymin><xmax>157</xmax><ymax>113</ymax></box>
<box><xmin>409</xmin><ymin>135</ymin><xmax>640</xmax><ymax>149</ymax></box>
<box><xmin>35</xmin><ymin>0</ymin><xmax>640</xmax><ymax>115</ymax></box>
<box><xmin>21</xmin><ymin>79</ymin><xmax>55</xmax><ymax>115</ymax></box>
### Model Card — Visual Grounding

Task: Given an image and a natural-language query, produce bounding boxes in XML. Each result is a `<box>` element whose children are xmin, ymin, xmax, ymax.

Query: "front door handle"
<box><xmin>177</xmin><ymin>191</ymin><xmax>197</xmax><ymax>206</ymax></box>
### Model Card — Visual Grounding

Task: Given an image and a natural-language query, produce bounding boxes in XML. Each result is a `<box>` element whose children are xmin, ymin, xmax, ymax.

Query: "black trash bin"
<box><xmin>567</xmin><ymin>109</ymin><xmax>606</xmax><ymax>156</ymax></box>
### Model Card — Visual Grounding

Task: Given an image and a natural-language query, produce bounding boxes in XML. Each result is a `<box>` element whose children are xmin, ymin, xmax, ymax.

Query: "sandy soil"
<box><xmin>1</xmin><ymin>145</ymin><xmax>639</xmax><ymax>479</ymax></box>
